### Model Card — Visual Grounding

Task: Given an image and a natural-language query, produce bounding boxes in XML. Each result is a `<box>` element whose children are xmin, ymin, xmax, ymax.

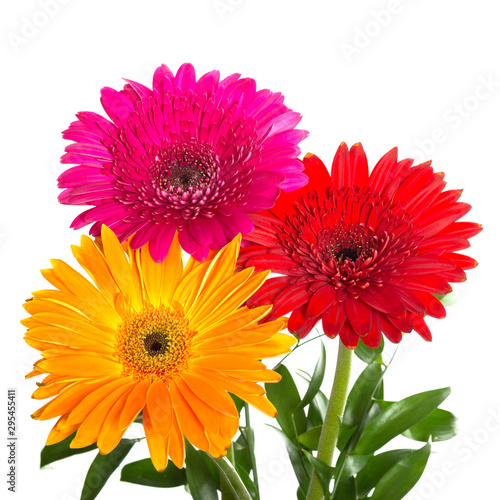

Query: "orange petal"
<box><xmin>238</xmin><ymin>394</ymin><xmax>277</xmax><ymax>418</ymax></box>
<box><xmin>147</xmin><ymin>382</ymin><xmax>173</xmax><ymax>438</ymax></box>
<box><xmin>180</xmin><ymin>371</ymin><xmax>237</xmax><ymax>417</ymax></box>
<box><xmin>169</xmin><ymin>380</ymin><xmax>210</xmax><ymax>452</ymax></box>
<box><xmin>71</xmin><ymin>381</ymin><xmax>134</xmax><ymax>448</ymax></box>
<box><xmin>143</xmin><ymin>405</ymin><xmax>168</xmax><ymax>472</ymax></box>
<box><xmin>97</xmin><ymin>387</ymin><xmax>134</xmax><ymax>454</ymax></box>
<box><xmin>118</xmin><ymin>379</ymin><xmax>149</xmax><ymax>430</ymax></box>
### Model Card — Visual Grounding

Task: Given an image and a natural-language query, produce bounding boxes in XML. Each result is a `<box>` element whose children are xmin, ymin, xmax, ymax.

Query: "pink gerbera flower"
<box><xmin>58</xmin><ymin>63</ymin><xmax>308</xmax><ymax>261</ymax></box>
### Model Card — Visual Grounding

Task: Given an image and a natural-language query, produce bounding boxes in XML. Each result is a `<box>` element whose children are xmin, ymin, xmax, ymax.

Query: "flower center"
<box><xmin>318</xmin><ymin>224</ymin><xmax>374</xmax><ymax>264</ymax></box>
<box><xmin>115</xmin><ymin>305</ymin><xmax>195</xmax><ymax>382</ymax></box>
<box><xmin>150</xmin><ymin>139</ymin><xmax>219</xmax><ymax>192</ymax></box>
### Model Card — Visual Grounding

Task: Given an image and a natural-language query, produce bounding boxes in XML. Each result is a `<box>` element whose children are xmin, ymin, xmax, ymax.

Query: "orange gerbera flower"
<box><xmin>23</xmin><ymin>227</ymin><xmax>294</xmax><ymax>471</ymax></box>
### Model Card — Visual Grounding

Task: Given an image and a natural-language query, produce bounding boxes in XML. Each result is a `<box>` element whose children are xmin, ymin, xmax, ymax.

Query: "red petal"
<box><xmin>306</xmin><ymin>286</ymin><xmax>336</xmax><ymax>319</ymax></box>
<box><xmin>331</xmin><ymin>142</ymin><xmax>350</xmax><ymax>190</ymax></box>
<box><xmin>339</xmin><ymin>322</ymin><xmax>359</xmax><ymax>349</ymax></box>
<box><xmin>380</xmin><ymin>315</ymin><xmax>403</xmax><ymax>343</ymax></box>
<box><xmin>413</xmin><ymin>315</ymin><xmax>432</xmax><ymax>341</ymax></box>
<box><xmin>348</xmin><ymin>143</ymin><xmax>369</xmax><ymax>187</ymax></box>
<box><xmin>345</xmin><ymin>298</ymin><xmax>373</xmax><ymax>336</ymax></box>
<box><xmin>411</xmin><ymin>291</ymin><xmax>446</xmax><ymax>319</ymax></box>
<box><xmin>442</xmin><ymin>253</ymin><xmax>478</xmax><ymax>270</ymax></box>
<box><xmin>359</xmin><ymin>285</ymin><xmax>405</xmax><ymax>317</ymax></box>
<box><xmin>288</xmin><ymin>303</ymin><xmax>319</xmax><ymax>339</ymax></box>
<box><xmin>368</xmin><ymin>147</ymin><xmax>398</xmax><ymax>192</ymax></box>
<box><xmin>272</xmin><ymin>284</ymin><xmax>311</xmax><ymax>318</ymax></box>
<box><xmin>247</xmin><ymin>276</ymin><xmax>290</xmax><ymax>307</ymax></box>
<box><xmin>245</xmin><ymin>254</ymin><xmax>296</xmax><ymax>274</ymax></box>
<box><xmin>322</xmin><ymin>303</ymin><xmax>346</xmax><ymax>339</ymax></box>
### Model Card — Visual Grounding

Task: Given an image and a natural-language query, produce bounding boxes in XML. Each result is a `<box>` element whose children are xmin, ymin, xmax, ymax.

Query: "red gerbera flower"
<box><xmin>238</xmin><ymin>143</ymin><xmax>482</xmax><ymax>349</ymax></box>
<box><xmin>58</xmin><ymin>63</ymin><xmax>307</xmax><ymax>262</ymax></box>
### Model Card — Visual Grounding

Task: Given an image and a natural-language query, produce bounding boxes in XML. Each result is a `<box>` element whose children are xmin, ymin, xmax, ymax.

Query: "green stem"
<box><xmin>208</xmin><ymin>453</ymin><xmax>252</xmax><ymax>500</ymax></box>
<box><xmin>220</xmin><ymin>444</ymin><xmax>236</xmax><ymax>499</ymax></box>
<box><xmin>244</xmin><ymin>403</ymin><xmax>260</xmax><ymax>498</ymax></box>
<box><xmin>306</xmin><ymin>341</ymin><xmax>353</xmax><ymax>500</ymax></box>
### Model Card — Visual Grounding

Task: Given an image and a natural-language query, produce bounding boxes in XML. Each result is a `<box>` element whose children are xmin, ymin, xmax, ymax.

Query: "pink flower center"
<box><xmin>152</xmin><ymin>139</ymin><xmax>219</xmax><ymax>192</ymax></box>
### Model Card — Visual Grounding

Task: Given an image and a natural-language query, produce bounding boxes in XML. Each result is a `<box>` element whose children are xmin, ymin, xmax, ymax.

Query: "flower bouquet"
<box><xmin>23</xmin><ymin>63</ymin><xmax>481</xmax><ymax>500</ymax></box>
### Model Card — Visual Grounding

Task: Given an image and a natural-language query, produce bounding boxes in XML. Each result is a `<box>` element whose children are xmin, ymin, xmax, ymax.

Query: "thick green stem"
<box><xmin>306</xmin><ymin>341</ymin><xmax>353</xmax><ymax>500</ymax></box>
<box><xmin>208</xmin><ymin>452</ymin><xmax>252</xmax><ymax>500</ymax></box>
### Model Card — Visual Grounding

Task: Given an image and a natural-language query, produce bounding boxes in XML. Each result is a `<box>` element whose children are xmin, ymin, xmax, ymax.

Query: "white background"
<box><xmin>2</xmin><ymin>1</ymin><xmax>499</xmax><ymax>499</ymax></box>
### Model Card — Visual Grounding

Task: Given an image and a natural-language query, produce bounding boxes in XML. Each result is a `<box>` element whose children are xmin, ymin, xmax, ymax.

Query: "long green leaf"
<box><xmin>81</xmin><ymin>438</ymin><xmax>137</xmax><ymax>500</ymax></box>
<box><xmin>265</xmin><ymin>365</ymin><xmax>307</xmax><ymax>440</ymax></box>
<box><xmin>370</xmin><ymin>444</ymin><xmax>431</xmax><ymax>500</ymax></box>
<box><xmin>377</xmin><ymin>401</ymin><xmax>457</xmax><ymax>442</ymax></box>
<box><xmin>354</xmin><ymin>337</ymin><xmax>384</xmax><ymax>364</ymax></box>
<box><xmin>355</xmin><ymin>388</ymin><xmax>451</xmax><ymax>455</ymax></box>
<box><xmin>337</xmin><ymin>362</ymin><xmax>384</xmax><ymax>451</ymax></box>
<box><xmin>355</xmin><ymin>449</ymin><xmax>413</xmax><ymax>498</ymax></box>
<box><xmin>343</xmin><ymin>363</ymin><xmax>383</xmax><ymax>429</ymax></box>
<box><xmin>296</xmin><ymin>342</ymin><xmax>326</xmax><ymax>411</ymax></box>
<box><xmin>40</xmin><ymin>432</ymin><xmax>97</xmax><ymax>468</ymax></box>
<box><xmin>120</xmin><ymin>458</ymin><xmax>186</xmax><ymax>488</ymax></box>
<box><xmin>302</xmin><ymin>450</ymin><xmax>335</xmax><ymax>498</ymax></box>
<box><xmin>307</xmin><ymin>391</ymin><xmax>328</xmax><ymax>429</ymax></box>
<box><xmin>185</xmin><ymin>442</ymin><xmax>218</xmax><ymax>500</ymax></box>
<box><xmin>332</xmin><ymin>476</ymin><xmax>357</xmax><ymax>500</ymax></box>
<box><xmin>269</xmin><ymin>426</ymin><xmax>311</xmax><ymax>492</ymax></box>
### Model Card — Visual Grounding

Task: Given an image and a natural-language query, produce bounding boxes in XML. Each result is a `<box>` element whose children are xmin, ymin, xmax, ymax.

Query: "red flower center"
<box><xmin>318</xmin><ymin>224</ymin><xmax>374</xmax><ymax>264</ymax></box>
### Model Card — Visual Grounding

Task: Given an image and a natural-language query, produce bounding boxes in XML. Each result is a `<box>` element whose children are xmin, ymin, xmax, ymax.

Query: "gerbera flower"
<box><xmin>238</xmin><ymin>143</ymin><xmax>482</xmax><ymax>349</ymax></box>
<box><xmin>23</xmin><ymin>226</ymin><xmax>294</xmax><ymax>471</ymax></box>
<box><xmin>58</xmin><ymin>63</ymin><xmax>307</xmax><ymax>262</ymax></box>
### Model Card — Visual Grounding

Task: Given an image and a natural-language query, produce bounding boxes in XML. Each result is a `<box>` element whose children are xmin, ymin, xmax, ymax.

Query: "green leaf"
<box><xmin>354</xmin><ymin>337</ymin><xmax>384</xmax><ymax>365</ymax></box>
<box><xmin>307</xmin><ymin>390</ymin><xmax>328</xmax><ymax>429</ymax></box>
<box><xmin>296</xmin><ymin>342</ymin><xmax>326</xmax><ymax>412</ymax></box>
<box><xmin>337</xmin><ymin>362</ymin><xmax>384</xmax><ymax>451</ymax></box>
<box><xmin>355</xmin><ymin>388</ymin><xmax>451</xmax><ymax>455</ymax></box>
<box><xmin>378</xmin><ymin>401</ymin><xmax>458</xmax><ymax>443</ymax></box>
<box><xmin>332</xmin><ymin>476</ymin><xmax>357</xmax><ymax>500</ymax></box>
<box><xmin>185</xmin><ymin>442</ymin><xmax>218</xmax><ymax>500</ymax></box>
<box><xmin>269</xmin><ymin>426</ymin><xmax>311</xmax><ymax>492</ymax></box>
<box><xmin>121</xmin><ymin>458</ymin><xmax>186</xmax><ymax>488</ymax></box>
<box><xmin>235</xmin><ymin>464</ymin><xmax>258</xmax><ymax>500</ymax></box>
<box><xmin>265</xmin><ymin>364</ymin><xmax>307</xmax><ymax>440</ymax></box>
<box><xmin>343</xmin><ymin>363</ymin><xmax>384</xmax><ymax>429</ymax></box>
<box><xmin>81</xmin><ymin>438</ymin><xmax>137</xmax><ymax>500</ymax></box>
<box><xmin>40</xmin><ymin>432</ymin><xmax>97</xmax><ymax>468</ymax></box>
<box><xmin>338</xmin><ymin>454</ymin><xmax>371</xmax><ymax>480</ymax></box>
<box><xmin>370</xmin><ymin>444</ymin><xmax>431</xmax><ymax>500</ymax></box>
<box><xmin>230</xmin><ymin>394</ymin><xmax>245</xmax><ymax>415</ymax></box>
<box><xmin>302</xmin><ymin>450</ymin><xmax>335</xmax><ymax>497</ymax></box>
<box><xmin>298</xmin><ymin>425</ymin><xmax>322</xmax><ymax>450</ymax></box>
<box><xmin>355</xmin><ymin>449</ymin><xmax>413</xmax><ymax>497</ymax></box>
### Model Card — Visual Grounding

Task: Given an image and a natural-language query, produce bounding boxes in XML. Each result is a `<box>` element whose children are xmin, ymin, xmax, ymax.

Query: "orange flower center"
<box><xmin>115</xmin><ymin>305</ymin><xmax>196</xmax><ymax>382</ymax></box>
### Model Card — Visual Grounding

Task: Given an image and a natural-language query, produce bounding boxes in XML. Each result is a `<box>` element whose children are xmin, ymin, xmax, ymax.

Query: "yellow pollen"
<box><xmin>115</xmin><ymin>304</ymin><xmax>195</xmax><ymax>382</ymax></box>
